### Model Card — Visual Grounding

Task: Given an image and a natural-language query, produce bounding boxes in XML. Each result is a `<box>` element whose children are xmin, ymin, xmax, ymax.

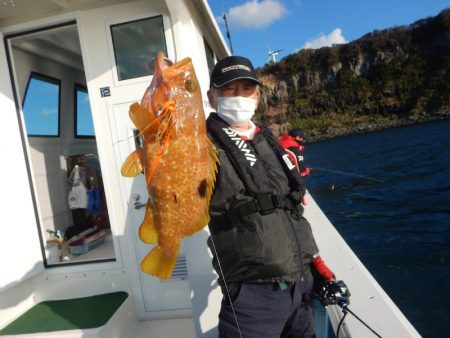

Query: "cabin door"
<box><xmin>78</xmin><ymin>3</ymin><xmax>191</xmax><ymax>316</ymax></box>
<box><xmin>107</xmin><ymin>100</ymin><xmax>192</xmax><ymax>315</ymax></box>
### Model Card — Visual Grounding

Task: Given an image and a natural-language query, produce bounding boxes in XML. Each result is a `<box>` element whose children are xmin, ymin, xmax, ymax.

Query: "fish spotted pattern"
<box><xmin>121</xmin><ymin>52</ymin><xmax>218</xmax><ymax>279</ymax></box>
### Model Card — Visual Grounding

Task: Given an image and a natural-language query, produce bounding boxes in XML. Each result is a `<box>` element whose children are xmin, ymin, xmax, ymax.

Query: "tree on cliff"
<box><xmin>256</xmin><ymin>8</ymin><xmax>450</xmax><ymax>139</ymax></box>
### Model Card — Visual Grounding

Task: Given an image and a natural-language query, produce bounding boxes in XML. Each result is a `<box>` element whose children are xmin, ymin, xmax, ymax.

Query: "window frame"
<box><xmin>22</xmin><ymin>71</ymin><xmax>61</xmax><ymax>138</ymax></box>
<box><xmin>109</xmin><ymin>14</ymin><xmax>168</xmax><ymax>83</ymax></box>
<box><xmin>74</xmin><ymin>83</ymin><xmax>95</xmax><ymax>139</ymax></box>
<box><xmin>204</xmin><ymin>38</ymin><xmax>216</xmax><ymax>76</ymax></box>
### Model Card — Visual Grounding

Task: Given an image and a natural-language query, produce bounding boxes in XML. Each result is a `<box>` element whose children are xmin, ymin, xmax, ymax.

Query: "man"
<box><xmin>206</xmin><ymin>56</ymin><xmax>334</xmax><ymax>338</ymax></box>
<box><xmin>279</xmin><ymin>128</ymin><xmax>311</xmax><ymax>205</ymax></box>
<box><xmin>279</xmin><ymin>128</ymin><xmax>311</xmax><ymax>178</ymax></box>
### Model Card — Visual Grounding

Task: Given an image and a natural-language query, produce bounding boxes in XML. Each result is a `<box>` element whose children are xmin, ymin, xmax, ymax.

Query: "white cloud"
<box><xmin>40</xmin><ymin>108</ymin><xmax>57</xmax><ymax>116</ymax></box>
<box><xmin>221</xmin><ymin>0</ymin><xmax>287</xmax><ymax>30</ymax></box>
<box><xmin>302</xmin><ymin>28</ymin><xmax>347</xmax><ymax>49</ymax></box>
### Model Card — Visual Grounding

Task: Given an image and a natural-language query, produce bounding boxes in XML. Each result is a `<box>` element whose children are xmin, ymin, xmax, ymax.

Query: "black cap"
<box><xmin>210</xmin><ymin>55</ymin><xmax>262</xmax><ymax>88</ymax></box>
<box><xmin>289</xmin><ymin>128</ymin><xmax>305</xmax><ymax>138</ymax></box>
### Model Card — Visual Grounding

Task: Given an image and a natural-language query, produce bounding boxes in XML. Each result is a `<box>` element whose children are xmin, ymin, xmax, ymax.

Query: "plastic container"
<box><xmin>69</xmin><ymin>229</ymin><xmax>106</xmax><ymax>255</ymax></box>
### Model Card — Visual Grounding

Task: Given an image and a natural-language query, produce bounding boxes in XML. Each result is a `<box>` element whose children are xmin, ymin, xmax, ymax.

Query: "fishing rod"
<box><xmin>317</xmin><ymin>280</ymin><xmax>383</xmax><ymax>338</ymax></box>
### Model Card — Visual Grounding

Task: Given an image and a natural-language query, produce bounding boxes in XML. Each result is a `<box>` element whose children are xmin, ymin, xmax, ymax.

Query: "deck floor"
<box><xmin>124</xmin><ymin>318</ymin><xmax>196</xmax><ymax>338</ymax></box>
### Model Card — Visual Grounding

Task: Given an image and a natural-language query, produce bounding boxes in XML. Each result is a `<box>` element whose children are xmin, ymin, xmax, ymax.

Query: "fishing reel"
<box><xmin>316</xmin><ymin>280</ymin><xmax>351</xmax><ymax>308</ymax></box>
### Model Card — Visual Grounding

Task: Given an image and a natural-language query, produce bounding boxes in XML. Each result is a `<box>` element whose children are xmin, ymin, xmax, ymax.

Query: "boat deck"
<box><xmin>124</xmin><ymin>318</ymin><xmax>196</xmax><ymax>338</ymax></box>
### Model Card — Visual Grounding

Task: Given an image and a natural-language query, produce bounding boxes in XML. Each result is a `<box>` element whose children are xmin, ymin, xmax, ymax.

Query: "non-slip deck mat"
<box><xmin>0</xmin><ymin>291</ymin><xmax>128</xmax><ymax>335</ymax></box>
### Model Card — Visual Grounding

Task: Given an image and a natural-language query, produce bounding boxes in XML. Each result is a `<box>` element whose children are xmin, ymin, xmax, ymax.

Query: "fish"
<box><xmin>121</xmin><ymin>51</ymin><xmax>218</xmax><ymax>279</ymax></box>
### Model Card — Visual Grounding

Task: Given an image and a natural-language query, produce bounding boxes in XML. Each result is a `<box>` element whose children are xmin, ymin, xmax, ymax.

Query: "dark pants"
<box><xmin>218</xmin><ymin>271</ymin><xmax>315</xmax><ymax>338</ymax></box>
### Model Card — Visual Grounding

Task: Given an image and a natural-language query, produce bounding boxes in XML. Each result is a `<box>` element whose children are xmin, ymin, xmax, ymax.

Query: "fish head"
<box><xmin>139</xmin><ymin>52</ymin><xmax>205</xmax><ymax>155</ymax></box>
<box><xmin>140</xmin><ymin>51</ymin><xmax>173</xmax><ymax>115</ymax></box>
<box><xmin>159</xmin><ymin>56</ymin><xmax>205</xmax><ymax>135</ymax></box>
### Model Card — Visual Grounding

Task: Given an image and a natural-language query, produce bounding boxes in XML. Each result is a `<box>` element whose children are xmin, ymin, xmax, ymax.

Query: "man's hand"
<box><xmin>300</xmin><ymin>167</ymin><xmax>311</xmax><ymax>177</ymax></box>
<box><xmin>311</xmin><ymin>256</ymin><xmax>335</xmax><ymax>281</ymax></box>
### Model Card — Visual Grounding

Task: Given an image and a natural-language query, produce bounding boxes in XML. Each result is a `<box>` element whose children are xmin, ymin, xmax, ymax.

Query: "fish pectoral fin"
<box><xmin>129</xmin><ymin>102</ymin><xmax>159</xmax><ymax>140</ymax></box>
<box><xmin>139</xmin><ymin>202</ymin><xmax>159</xmax><ymax>244</ymax></box>
<box><xmin>140</xmin><ymin>245</ymin><xmax>178</xmax><ymax>280</ymax></box>
<box><xmin>121</xmin><ymin>149</ymin><xmax>145</xmax><ymax>177</ymax></box>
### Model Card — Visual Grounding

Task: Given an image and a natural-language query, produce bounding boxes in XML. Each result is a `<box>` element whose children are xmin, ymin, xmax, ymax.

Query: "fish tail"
<box><xmin>140</xmin><ymin>245</ymin><xmax>178</xmax><ymax>280</ymax></box>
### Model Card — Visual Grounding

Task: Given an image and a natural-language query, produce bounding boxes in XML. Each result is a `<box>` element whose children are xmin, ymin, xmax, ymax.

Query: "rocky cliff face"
<box><xmin>256</xmin><ymin>8</ymin><xmax>450</xmax><ymax>139</ymax></box>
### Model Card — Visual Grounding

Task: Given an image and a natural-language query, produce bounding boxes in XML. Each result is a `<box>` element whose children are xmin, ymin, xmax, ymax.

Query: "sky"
<box><xmin>207</xmin><ymin>0</ymin><xmax>450</xmax><ymax>68</ymax></box>
<box><xmin>23</xmin><ymin>76</ymin><xmax>94</xmax><ymax>137</ymax></box>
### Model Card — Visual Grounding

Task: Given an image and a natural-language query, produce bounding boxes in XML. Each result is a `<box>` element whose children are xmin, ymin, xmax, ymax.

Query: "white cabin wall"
<box><xmin>164</xmin><ymin>0</ymin><xmax>211</xmax><ymax>108</ymax></box>
<box><xmin>0</xmin><ymin>34</ymin><xmax>44</xmax><ymax>295</ymax></box>
<box><xmin>11</xmin><ymin>47</ymin><xmax>97</xmax><ymax>235</ymax></box>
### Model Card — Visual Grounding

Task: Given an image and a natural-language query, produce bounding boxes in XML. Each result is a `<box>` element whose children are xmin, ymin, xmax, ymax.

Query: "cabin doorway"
<box><xmin>5</xmin><ymin>22</ymin><xmax>116</xmax><ymax>267</ymax></box>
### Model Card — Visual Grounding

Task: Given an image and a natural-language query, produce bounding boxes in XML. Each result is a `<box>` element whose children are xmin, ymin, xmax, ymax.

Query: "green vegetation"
<box><xmin>258</xmin><ymin>8</ymin><xmax>450</xmax><ymax>138</ymax></box>
<box><xmin>291</xmin><ymin>112</ymin><xmax>397</xmax><ymax>132</ymax></box>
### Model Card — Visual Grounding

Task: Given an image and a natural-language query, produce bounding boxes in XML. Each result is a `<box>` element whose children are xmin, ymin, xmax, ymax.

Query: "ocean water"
<box><xmin>305</xmin><ymin>119</ymin><xmax>450</xmax><ymax>338</ymax></box>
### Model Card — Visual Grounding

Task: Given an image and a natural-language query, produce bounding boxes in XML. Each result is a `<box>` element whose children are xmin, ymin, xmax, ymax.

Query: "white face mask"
<box><xmin>216</xmin><ymin>96</ymin><xmax>257</xmax><ymax>127</ymax></box>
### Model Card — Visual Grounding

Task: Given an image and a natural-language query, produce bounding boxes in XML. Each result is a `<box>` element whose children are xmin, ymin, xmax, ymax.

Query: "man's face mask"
<box><xmin>216</xmin><ymin>96</ymin><xmax>257</xmax><ymax>127</ymax></box>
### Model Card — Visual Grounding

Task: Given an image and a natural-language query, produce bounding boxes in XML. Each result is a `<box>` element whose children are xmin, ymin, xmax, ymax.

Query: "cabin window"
<box><xmin>75</xmin><ymin>84</ymin><xmax>95</xmax><ymax>138</ymax></box>
<box><xmin>110</xmin><ymin>15</ymin><xmax>167</xmax><ymax>81</ymax></box>
<box><xmin>204</xmin><ymin>39</ymin><xmax>215</xmax><ymax>75</ymax></box>
<box><xmin>22</xmin><ymin>73</ymin><xmax>60</xmax><ymax>137</ymax></box>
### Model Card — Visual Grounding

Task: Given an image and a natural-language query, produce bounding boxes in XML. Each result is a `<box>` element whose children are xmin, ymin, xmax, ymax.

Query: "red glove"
<box><xmin>299</xmin><ymin>145</ymin><xmax>305</xmax><ymax>151</ymax></box>
<box><xmin>311</xmin><ymin>256</ymin><xmax>335</xmax><ymax>281</ymax></box>
<box><xmin>301</xmin><ymin>195</ymin><xmax>308</xmax><ymax>205</ymax></box>
<box><xmin>300</xmin><ymin>167</ymin><xmax>311</xmax><ymax>177</ymax></box>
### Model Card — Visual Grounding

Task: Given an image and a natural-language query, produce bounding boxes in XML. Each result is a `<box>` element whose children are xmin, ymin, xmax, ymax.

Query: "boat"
<box><xmin>0</xmin><ymin>1</ymin><xmax>422</xmax><ymax>337</ymax></box>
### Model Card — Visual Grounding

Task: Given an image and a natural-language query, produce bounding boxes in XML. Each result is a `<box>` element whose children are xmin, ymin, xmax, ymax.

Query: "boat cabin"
<box><xmin>0</xmin><ymin>0</ymin><xmax>227</xmax><ymax>336</ymax></box>
<box><xmin>0</xmin><ymin>1</ymin><xmax>423</xmax><ymax>337</ymax></box>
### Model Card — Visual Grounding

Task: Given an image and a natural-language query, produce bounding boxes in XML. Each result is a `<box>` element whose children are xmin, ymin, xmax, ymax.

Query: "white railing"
<box><xmin>305</xmin><ymin>192</ymin><xmax>422</xmax><ymax>338</ymax></box>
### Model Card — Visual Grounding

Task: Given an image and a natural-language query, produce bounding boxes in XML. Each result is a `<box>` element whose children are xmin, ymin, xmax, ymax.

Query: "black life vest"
<box><xmin>206</xmin><ymin>113</ymin><xmax>306</xmax><ymax>216</ymax></box>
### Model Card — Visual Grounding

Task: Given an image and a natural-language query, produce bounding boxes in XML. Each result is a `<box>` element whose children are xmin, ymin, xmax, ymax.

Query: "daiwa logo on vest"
<box><xmin>222</xmin><ymin>128</ymin><xmax>257</xmax><ymax>166</ymax></box>
<box><xmin>282</xmin><ymin>154</ymin><xmax>296</xmax><ymax>170</ymax></box>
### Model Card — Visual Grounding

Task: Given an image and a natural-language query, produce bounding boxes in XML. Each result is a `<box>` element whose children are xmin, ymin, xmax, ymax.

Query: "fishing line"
<box><xmin>336</xmin><ymin>305</ymin><xmax>383</xmax><ymax>338</ymax></box>
<box><xmin>114</xmin><ymin>133</ymin><xmax>137</xmax><ymax>145</ymax></box>
<box><xmin>209</xmin><ymin>233</ymin><xmax>244</xmax><ymax>338</ymax></box>
<box><xmin>309</xmin><ymin>166</ymin><xmax>395</xmax><ymax>189</ymax></box>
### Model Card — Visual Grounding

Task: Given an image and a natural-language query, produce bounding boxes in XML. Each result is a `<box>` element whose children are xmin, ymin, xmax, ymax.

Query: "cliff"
<box><xmin>256</xmin><ymin>8</ymin><xmax>450</xmax><ymax>140</ymax></box>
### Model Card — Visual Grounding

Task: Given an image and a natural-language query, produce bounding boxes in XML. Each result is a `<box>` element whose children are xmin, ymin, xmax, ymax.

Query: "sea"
<box><xmin>305</xmin><ymin>119</ymin><xmax>450</xmax><ymax>338</ymax></box>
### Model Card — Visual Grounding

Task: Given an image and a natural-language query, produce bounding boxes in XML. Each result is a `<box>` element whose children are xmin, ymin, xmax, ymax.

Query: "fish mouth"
<box><xmin>147</xmin><ymin>56</ymin><xmax>173</xmax><ymax>74</ymax></box>
<box><xmin>162</xmin><ymin>57</ymin><xmax>193</xmax><ymax>79</ymax></box>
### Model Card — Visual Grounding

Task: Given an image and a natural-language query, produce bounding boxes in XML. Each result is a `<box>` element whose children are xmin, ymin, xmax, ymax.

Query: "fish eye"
<box><xmin>185</xmin><ymin>79</ymin><xmax>198</xmax><ymax>92</ymax></box>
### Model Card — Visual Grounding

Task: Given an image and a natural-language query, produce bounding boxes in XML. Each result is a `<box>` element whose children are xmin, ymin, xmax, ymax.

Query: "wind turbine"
<box><xmin>266</xmin><ymin>42</ymin><xmax>284</xmax><ymax>63</ymax></box>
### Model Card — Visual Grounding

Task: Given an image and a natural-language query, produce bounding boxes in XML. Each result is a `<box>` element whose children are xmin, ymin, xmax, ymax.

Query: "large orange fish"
<box><xmin>121</xmin><ymin>51</ymin><xmax>218</xmax><ymax>279</ymax></box>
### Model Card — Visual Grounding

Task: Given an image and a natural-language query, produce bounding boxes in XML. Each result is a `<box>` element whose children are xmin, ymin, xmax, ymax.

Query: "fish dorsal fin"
<box><xmin>121</xmin><ymin>149</ymin><xmax>145</xmax><ymax>177</ymax></box>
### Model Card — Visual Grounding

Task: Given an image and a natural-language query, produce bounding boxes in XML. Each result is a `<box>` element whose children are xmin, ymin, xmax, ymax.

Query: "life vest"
<box><xmin>206</xmin><ymin>113</ymin><xmax>318</xmax><ymax>284</ymax></box>
<box><xmin>206</xmin><ymin>113</ymin><xmax>306</xmax><ymax>216</ymax></box>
